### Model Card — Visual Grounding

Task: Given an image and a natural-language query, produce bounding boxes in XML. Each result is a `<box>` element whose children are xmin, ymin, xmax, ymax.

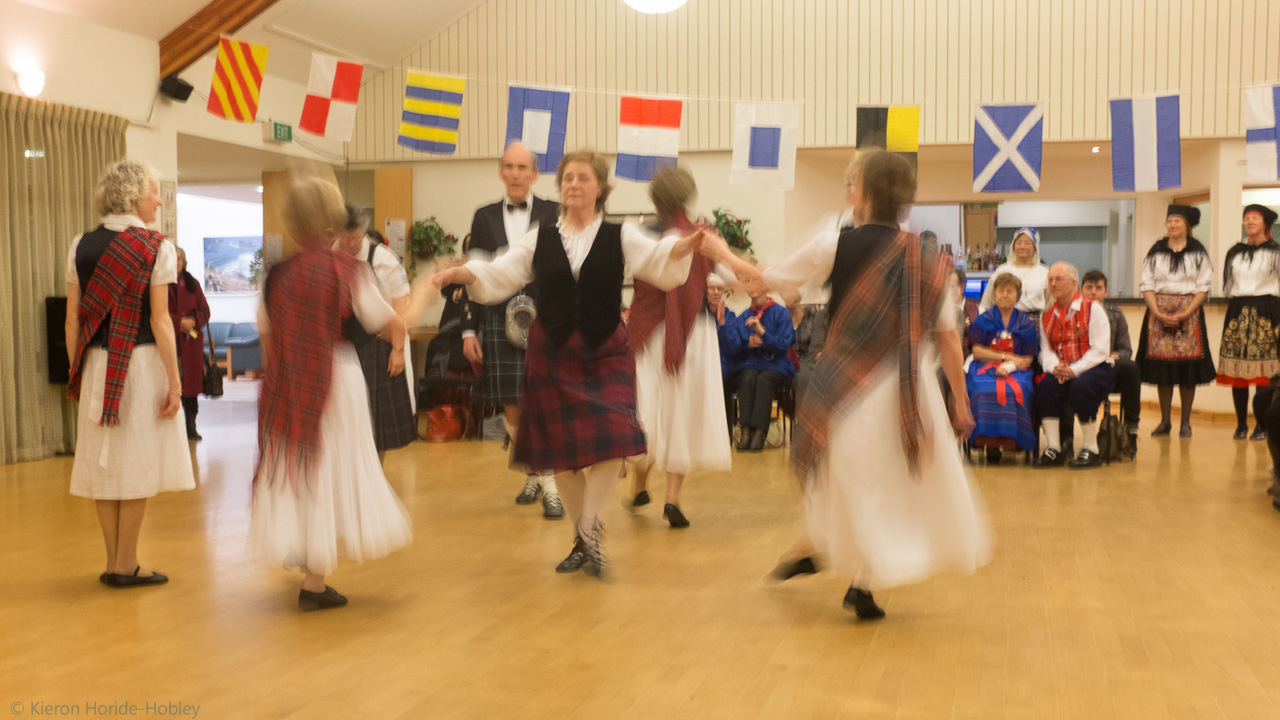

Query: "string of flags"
<box><xmin>199</xmin><ymin>41</ymin><xmax>1280</xmax><ymax>189</ymax></box>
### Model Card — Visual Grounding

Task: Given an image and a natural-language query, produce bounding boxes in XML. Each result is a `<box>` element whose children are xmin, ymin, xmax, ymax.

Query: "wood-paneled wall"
<box><xmin>350</xmin><ymin>0</ymin><xmax>1280</xmax><ymax>163</ymax></box>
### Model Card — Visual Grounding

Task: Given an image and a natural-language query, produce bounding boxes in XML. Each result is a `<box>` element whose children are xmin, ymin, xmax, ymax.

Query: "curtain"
<box><xmin>0</xmin><ymin>91</ymin><xmax>127</xmax><ymax>464</ymax></box>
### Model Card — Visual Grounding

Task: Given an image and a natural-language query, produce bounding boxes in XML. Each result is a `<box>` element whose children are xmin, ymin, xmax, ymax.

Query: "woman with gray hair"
<box><xmin>65</xmin><ymin>159</ymin><xmax>195</xmax><ymax>588</ymax></box>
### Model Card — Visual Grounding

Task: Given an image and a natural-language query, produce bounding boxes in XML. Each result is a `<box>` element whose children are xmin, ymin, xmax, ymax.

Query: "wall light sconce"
<box><xmin>622</xmin><ymin>0</ymin><xmax>688</xmax><ymax>13</ymax></box>
<box><xmin>16</xmin><ymin>69</ymin><xmax>45</xmax><ymax>98</ymax></box>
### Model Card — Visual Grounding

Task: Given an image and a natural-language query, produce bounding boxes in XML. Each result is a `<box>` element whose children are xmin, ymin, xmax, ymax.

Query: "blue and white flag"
<box><xmin>730</xmin><ymin>103</ymin><xmax>800</xmax><ymax>190</ymax></box>
<box><xmin>973</xmin><ymin>103</ymin><xmax>1043</xmax><ymax>193</ymax></box>
<box><xmin>1110</xmin><ymin>94</ymin><xmax>1181</xmax><ymax>192</ymax></box>
<box><xmin>506</xmin><ymin>85</ymin><xmax>570</xmax><ymax>173</ymax></box>
<box><xmin>1244</xmin><ymin>84</ymin><xmax>1280</xmax><ymax>182</ymax></box>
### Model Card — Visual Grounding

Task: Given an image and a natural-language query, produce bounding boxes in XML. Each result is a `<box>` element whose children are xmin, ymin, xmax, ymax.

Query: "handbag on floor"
<box><xmin>202</xmin><ymin>334</ymin><xmax>224</xmax><ymax>398</ymax></box>
<box><xmin>1097</xmin><ymin>413</ymin><xmax>1127</xmax><ymax>462</ymax></box>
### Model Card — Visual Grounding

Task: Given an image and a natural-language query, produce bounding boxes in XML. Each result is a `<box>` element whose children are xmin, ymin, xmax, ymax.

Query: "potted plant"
<box><xmin>711</xmin><ymin>206</ymin><xmax>754</xmax><ymax>258</ymax></box>
<box><xmin>409</xmin><ymin>216</ymin><xmax>458</xmax><ymax>262</ymax></box>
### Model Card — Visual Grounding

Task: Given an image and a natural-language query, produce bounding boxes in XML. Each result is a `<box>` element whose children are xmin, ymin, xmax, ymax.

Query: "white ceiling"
<box><xmin>16</xmin><ymin>0</ymin><xmax>485</xmax><ymax>85</ymax></box>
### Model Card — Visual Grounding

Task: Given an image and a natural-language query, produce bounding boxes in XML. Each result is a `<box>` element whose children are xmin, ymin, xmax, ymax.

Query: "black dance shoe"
<box><xmin>843</xmin><ymin>586</ymin><xmax>885</xmax><ymax>620</ymax></box>
<box><xmin>1252</xmin><ymin>427</ymin><xmax>1268</xmax><ymax>441</ymax></box>
<box><xmin>298</xmin><ymin>586</ymin><xmax>347</xmax><ymax>611</ymax></box>
<box><xmin>749</xmin><ymin>428</ymin><xmax>766</xmax><ymax>452</ymax></box>
<box><xmin>555</xmin><ymin>537</ymin><xmax>588</xmax><ymax>573</ymax></box>
<box><xmin>1234</xmin><ymin>426</ymin><xmax>1249</xmax><ymax>440</ymax></box>
<box><xmin>1069</xmin><ymin>449</ymin><xmax>1102</xmax><ymax>469</ymax></box>
<box><xmin>542</xmin><ymin>492</ymin><xmax>564</xmax><ymax>519</ymax></box>
<box><xmin>1123</xmin><ymin>434</ymin><xmax>1138</xmax><ymax>459</ymax></box>
<box><xmin>985</xmin><ymin>447</ymin><xmax>1003</xmax><ymax>463</ymax></box>
<box><xmin>104</xmin><ymin>566</ymin><xmax>168</xmax><ymax>588</ymax></box>
<box><xmin>769</xmin><ymin>556</ymin><xmax>819</xmax><ymax>581</ymax></box>
<box><xmin>580</xmin><ymin>524</ymin><xmax>611</xmax><ymax>581</ymax></box>
<box><xmin>736</xmin><ymin>428</ymin><xmax>752</xmax><ymax>451</ymax></box>
<box><xmin>662</xmin><ymin>503</ymin><xmax>690</xmax><ymax>528</ymax></box>
<box><xmin>1151</xmin><ymin>422</ymin><xmax>1172</xmax><ymax>437</ymax></box>
<box><xmin>1037</xmin><ymin>448</ymin><xmax>1065</xmax><ymax>467</ymax></box>
<box><xmin>627</xmin><ymin>490</ymin><xmax>651</xmax><ymax>510</ymax></box>
<box><xmin>1179</xmin><ymin>423</ymin><xmax>1192</xmax><ymax>438</ymax></box>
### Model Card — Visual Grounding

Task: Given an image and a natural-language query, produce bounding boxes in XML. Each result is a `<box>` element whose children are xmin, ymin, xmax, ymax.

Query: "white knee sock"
<box><xmin>541</xmin><ymin>472</ymin><xmax>558</xmax><ymax>496</ymax></box>
<box><xmin>578</xmin><ymin>460</ymin><xmax>624</xmax><ymax>535</ymax></box>
<box><xmin>1042</xmin><ymin>418</ymin><xmax>1061</xmax><ymax>451</ymax></box>
<box><xmin>1080</xmin><ymin>420</ymin><xmax>1099</xmax><ymax>453</ymax></box>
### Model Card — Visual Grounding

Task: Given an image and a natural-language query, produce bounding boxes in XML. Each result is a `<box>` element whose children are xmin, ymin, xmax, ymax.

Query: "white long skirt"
<box><xmin>806</xmin><ymin>356</ymin><xmax>993</xmax><ymax>590</ymax></box>
<box><xmin>249</xmin><ymin>343</ymin><xmax>412</xmax><ymax>575</ymax></box>
<box><xmin>634</xmin><ymin>315</ymin><xmax>732</xmax><ymax>475</ymax></box>
<box><xmin>69</xmin><ymin>346</ymin><xmax>195</xmax><ymax>500</ymax></box>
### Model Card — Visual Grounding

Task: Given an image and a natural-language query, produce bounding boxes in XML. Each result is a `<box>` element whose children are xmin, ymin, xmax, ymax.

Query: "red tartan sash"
<box><xmin>254</xmin><ymin>248</ymin><xmax>362</xmax><ymax>490</ymax></box>
<box><xmin>976</xmin><ymin>363</ymin><xmax>1025</xmax><ymax>406</ymax></box>
<box><xmin>627</xmin><ymin>214</ymin><xmax>709</xmax><ymax>372</ymax></box>
<box><xmin>66</xmin><ymin>227</ymin><xmax>163</xmax><ymax>426</ymax></box>
<box><xmin>1043</xmin><ymin>295</ymin><xmax>1093</xmax><ymax>365</ymax></box>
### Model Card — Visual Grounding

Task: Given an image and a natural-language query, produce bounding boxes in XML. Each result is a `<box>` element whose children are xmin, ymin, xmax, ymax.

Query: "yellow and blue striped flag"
<box><xmin>398</xmin><ymin>71</ymin><xmax>464</xmax><ymax>154</ymax></box>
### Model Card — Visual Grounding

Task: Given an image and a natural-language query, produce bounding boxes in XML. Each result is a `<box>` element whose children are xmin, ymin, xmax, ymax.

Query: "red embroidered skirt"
<box><xmin>514</xmin><ymin>320</ymin><xmax>646</xmax><ymax>473</ymax></box>
<box><xmin>1136</xmin><ymin>293</ymin><xmax>1216</xmax><ymax>386</ymax></box>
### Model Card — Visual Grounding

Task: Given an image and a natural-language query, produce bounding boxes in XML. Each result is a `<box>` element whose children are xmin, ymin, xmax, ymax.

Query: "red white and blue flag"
<box><xmin>616</xmin><ymin>95</ymin><xmax>682</xmax><ymax>182</ymax></box>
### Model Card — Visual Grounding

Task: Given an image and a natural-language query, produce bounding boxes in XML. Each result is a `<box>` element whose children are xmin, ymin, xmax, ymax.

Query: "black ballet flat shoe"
<box><xmin>1069</xmin><ymin>449</ymin><xmax>1102</xmax><ymax>469</ymax></box>
<box><xmin>736</xmin><ymin>429</ymin><xmax>752</xmax><ymax>451</ymax></box>
<box><xmin>555</xmin><ymin>537</ymin><xmax>588</xmax><ymax>573</ymax></box>
<box><xmin>843</xmin><ymin>586</ymin><xmax>885</xmax><ymax>620</ymax></box>
<box><xmin>769</xmin><ymin>556</ymin><xmax>819</xmax><ymax>582</ymax></box>
<box><xmin>298</xmin><ymin>585</ymin><xmax>347</xmax><ymax>611</ymax></box>
<box><xmin>628</xmin><ymin>490</ymin><xmax>651</xmax><ymax>510</ymax></box>
<box><xmin>1151</xmin><ymin>422</ymin><xmax>1172</xmax><ymax>437</ymax></box>
<box><xmin>1272</xmin><ymin>497</ymin><xmax>1280</xmax><ymax>514</ymax></box>
<box><xmin>99</xmin><ymin>572</ymin><xmax>108</xmax><ymax>585</ymax></box>
<box><xmin>1036</xmin><ymin>447</ymin><xmax>1065</xmax><ymax>467</ymax></box>
<box><xmin>749</xmin><ymin>428</ymin><xmax>766</xmax><ymax>452</ymax></box>
<box><xmin>1234</xmin><ymin>426</ymin><xmax>1248</xmax><ymax>439</ymax></box>
<box><xmin>104</xmin><ymin>566</ymin><xmax>168</xmax><ymax>588</ymax></box>
<box><xmin>186</xmin><ymin>429</ymin><xmax>202</xmax><ymax>441</ymax></box>
<box><xmin>662</xmin><ymin>503</ymin><xmax>690</xmax><ymax>528</ymax></box>
<box><xmin>1252</xmin><ymin>427</ymin><xmax>1268</xmax><ymax>441</ymax></box>
<box><xmin>1179</xmin><ymin>423</ymin><xmax>1193</xmax><ymax>438</ymax></box>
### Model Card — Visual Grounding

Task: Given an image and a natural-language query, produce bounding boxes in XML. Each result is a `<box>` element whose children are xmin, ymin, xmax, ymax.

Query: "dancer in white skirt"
<box><xmin>249</xmin><ymin>177</ymin><xmax>424</xmax><ymax>611</ymax></box>
<box><xmin>627</xmin><ymin>165</ymin><xmax>733</xmax><ymax>527</ymax></box>
<box><xmin>65</xmin><ymin>159</ymin><xmax>195</xmax><ymax>588</ymax></box>
<box><xmin>702</xmin><ymin>150</ymin><xmax>992</xmax><ymax>618</ymax></box>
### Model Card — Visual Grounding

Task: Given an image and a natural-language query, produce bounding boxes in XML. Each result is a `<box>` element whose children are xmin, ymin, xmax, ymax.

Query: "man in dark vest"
<box><xmin>466</xmin><ymin>141</ymin><xmax>563</xmax><ymax>518</ymax></box>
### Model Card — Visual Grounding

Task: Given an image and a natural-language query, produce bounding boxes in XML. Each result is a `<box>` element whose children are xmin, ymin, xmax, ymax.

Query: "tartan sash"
<box><xmin>628</xmin><ymin>214</ymin><xmax>709</xmax><ymax>372</ymax></box>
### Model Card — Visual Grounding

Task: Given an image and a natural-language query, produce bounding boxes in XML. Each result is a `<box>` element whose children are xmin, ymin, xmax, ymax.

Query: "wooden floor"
<box><xmin>4</xmin><ymin>385</ymin><xmax>1280</xmax><ymax>719</ymax></box>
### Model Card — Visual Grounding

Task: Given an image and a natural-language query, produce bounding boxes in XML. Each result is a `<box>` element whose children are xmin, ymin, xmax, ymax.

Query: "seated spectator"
<box><xmin>953</xmin><ymin>267</ymin><xmax>980</xmax><ymax>356</ymax></box>
<box><xmin>1035</xmin><ymin>262</ymin><xmax>1115</xmax><ymax>469</ymax></box>
<box><xmin>709</xmin><ymin>274</ymin><xmax>740</xmax><ymax>437</ymax></box>
<box><xmin>967</xmin><ymin>273</ymin><xmax>1038</xmax><ymax>461</ymax></box>
<box><xmin>789</xmin><ymin>299</ymin><xmax>828</xmax><ymax>401</ymax></box>
<box><xmin>726</xmin><ymin>277</ymin><xmax>796</xmax><ymax>452</ymax></box>
<box><xmin>1081</xmin><ymin>269</ymin><xmax>1140</xmax><ymax>457</ymax></box>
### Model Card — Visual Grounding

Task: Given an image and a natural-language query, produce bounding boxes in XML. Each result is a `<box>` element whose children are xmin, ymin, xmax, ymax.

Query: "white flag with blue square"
<box><xmin>1244</xmin><ymin>84</ymin><xmax>1280</xmax><ymax>182</ymax></box>
<box><xmin>730</xmin><ymin>103</ymin><xmax>800</xmax><ymax>190</ymax></box>
<box><xmin>506</xmin><ymin>85</ymin><xmax>570</xmax><ymax>173</ymax></box>
<box><xmin>973</xmin><ymin>103</ymin><xmax>1043</xmax><ymax>193</ymax></box>
<box><xmin>1109</xmin><ymin>94</ymin><xmax>1181</xmax><ymax>192</ymax></box>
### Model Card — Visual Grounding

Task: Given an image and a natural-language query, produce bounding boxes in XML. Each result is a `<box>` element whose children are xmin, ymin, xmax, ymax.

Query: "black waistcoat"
<box><xmin>826</xmin><ymin>225</ymin><xmax>898</xmax><ymax>333</ymax></box>
<box><xmin>76</xmin><ymin>226</ymin><xmax>157</xmax><ymax>346</ymax></box>
<box><xmin>532</xmin><ymin>222</ymin><xmax>625</xmax><ymax>350</ymax></box>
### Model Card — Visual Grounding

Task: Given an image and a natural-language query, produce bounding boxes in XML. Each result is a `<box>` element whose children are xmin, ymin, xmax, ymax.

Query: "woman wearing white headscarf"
<box><xmin>978</xmin><ymin>227</ymin><xmax>1050</xmax><ymax>322</ymax></box>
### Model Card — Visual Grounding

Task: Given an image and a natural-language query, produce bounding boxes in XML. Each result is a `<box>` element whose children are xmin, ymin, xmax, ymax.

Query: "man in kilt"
<box><xmin>465</xmin><ymin>141</ymin><xmax>563</xmax><ymax>519</ymax></box>
<box><xmin>335</xmin><ymin>206</ymin><xmax>416</xmax><ymax>464</ymax></box>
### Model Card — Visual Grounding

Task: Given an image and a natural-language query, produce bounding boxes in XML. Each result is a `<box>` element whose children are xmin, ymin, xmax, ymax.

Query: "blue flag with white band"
<box><xmin>1110</xmin><ymin>94</ymin><xmax>1181</xmax><ymax>192</ymax></box>
<box><xmin>505</xmin><ymin>85</ymin><xmax>570</xmax><ymax>173</ymax></box>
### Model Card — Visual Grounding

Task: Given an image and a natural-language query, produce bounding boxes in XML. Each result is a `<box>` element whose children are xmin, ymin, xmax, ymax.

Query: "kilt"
<box><xmin>476</xmin><ymin>302</ymin><xmax>526</xmax><ymax>408</ymax></box>
<box><xmin>1136</xmin><ymin>293</ymin><xmax>1216</xmax><ymax>386</ymax></box>
<box><xmin>515</xmin><ymin>320</ymin><xmax>646</xmax><ymax>473</ymax></box>
<box><xmin>1216</xmin><ymin>295</ymin><xmax>1280</xmax><ymax>387</ymax></box>
<box><xmin>354</xmin><ymin>336</ymin><xmax>417</xmax><ymax>452</ymax></box>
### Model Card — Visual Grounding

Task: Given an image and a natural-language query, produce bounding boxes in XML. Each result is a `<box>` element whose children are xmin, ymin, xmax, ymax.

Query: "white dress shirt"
<box><xmin>1037</xmin><ymin>296</ymin><xmax>1112</xmax><ymax>376</ymax></box>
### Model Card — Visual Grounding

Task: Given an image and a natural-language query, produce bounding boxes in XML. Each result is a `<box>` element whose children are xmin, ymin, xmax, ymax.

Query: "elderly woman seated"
<box><xmin>724</xmin><ymin>277</ymin><xmax>796</xmax><ymax>452</ymax></box>
<box><xmin>967</xmin><ymin>273</ymin><xmax>1038</xmax><ymax>462</ymax></box>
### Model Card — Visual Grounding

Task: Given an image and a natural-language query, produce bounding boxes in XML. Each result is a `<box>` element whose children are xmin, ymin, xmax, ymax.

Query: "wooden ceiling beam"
<box><xmin>159</xmin><ymin>0</ymin><xmax>280</xmax><ymax>79</ymax></box>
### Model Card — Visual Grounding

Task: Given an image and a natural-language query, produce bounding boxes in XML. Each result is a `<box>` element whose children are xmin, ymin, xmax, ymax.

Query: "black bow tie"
<box><xmin>506</xmin><ymin>201</ymin><xmax>528</xmax><ymax>212</ymax></box>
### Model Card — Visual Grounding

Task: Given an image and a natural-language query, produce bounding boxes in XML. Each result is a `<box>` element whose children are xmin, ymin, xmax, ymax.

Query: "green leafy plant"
<box><xmin>711</xmin><ymin>207</ymin><xmax>754</xmax><ymax>257</ymax></box>
<box><xmin>410</xmin><ymin>216</ymin><xmax>458</xmax><ymax>262</ymax></box>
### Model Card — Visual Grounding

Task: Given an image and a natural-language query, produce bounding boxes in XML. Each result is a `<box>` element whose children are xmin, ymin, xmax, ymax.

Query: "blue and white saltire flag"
<box><xmin>1110</xmin><ymin>94</ymin><xmax>1181</xmax><ymax>192</ymax></box>
<box><xmin>505</xmin><ymin>85</ymin><xmax>570</xmax><ymax>173</ymax></box>
<box><xmin>1244</xmin><ymin>84</ymin><xmax>1280</xmax><ymax>182</ymax></box>
<box><xmin>730</xmin><ymin>103</ymin><xmax>801</xmax><ymax>190</ymax></box>
<box><xmin>973</xmin><ymin>103</ymin><xmax>1044</xmax><ymax>193</ymax></box>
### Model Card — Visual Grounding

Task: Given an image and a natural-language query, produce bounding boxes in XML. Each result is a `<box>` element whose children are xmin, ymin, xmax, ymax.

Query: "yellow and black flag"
<box><xmin>855</xmin><ymin>106</ymin><xmax>920</xmax><ymax>165</ymax></box>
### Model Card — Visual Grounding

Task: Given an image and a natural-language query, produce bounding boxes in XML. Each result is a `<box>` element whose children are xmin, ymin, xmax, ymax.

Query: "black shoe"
<box><xmin>542</xmin><ymin>492</ymin><xmax>564</xmax><ymax>519</ymax></box>
<box><xmin>749</xmin><ymin>428</ymin><xmax>766</xmax><ymax>452</ymax></box>
<box><xmin>627</xmin><ymin>490</ymin><xmax>651</xmax><ymax>510</ymax></box>
<box><xmin>104</xmin><ymin>565</ymin><xmax>168</xmax><ymax>588</ymax></box>
<box><xmin>99</xmin><ymin>572</ymin><xmax>108</xmax><ymax>584</ymax></box>
<box><xmin>555</xmin><ymin>537</ymin><xmax>587</xmax><ymax>573</ymax></box>
<box><xmin>1069</xmin><ymin>448</ymin><xmax>1102</xmax><ymax>469</ymax></box>
<box><xmin>843</xmin><ymin>586</ymin><xmax>885</xmax><ymax>619</ymax></box>
<box><xmin>1151</xmin><ymin>422</ymin><xmax>1172</xmax><ymax>437</ymax></box>
<box><xmin>1179</xmin><ymin>423</ymin><xmax>1192</xmax><ymax>438</ymax></box>
<box><xmin>1123</xmin><ymin>434</ymin><xmax>1138</xmax><ymax>459</ymax></box>
<box><xmin>736</xmin><ymin>428</ymin><xmax>752</xmax><ymax>451</ymax></box>
<box><xmin>985</xmin><ymin>447</ymin><xmax>1003</xmax><ymax>463</ymax></box>
<box><xmin>663</xmin><ymin>503</ymin><xmax>690</xmax><ymax>528</ymax></box>
<box><xmin>515</xmin><ymin>476</ymin><xmax>541</xmax><ymax>505</ymax></box>
<box><xmin>1235</xmin><ymin>426</ymin><xmax>1248</xmax><ymax>439</ymax></box>
<box><xmin>769</xmin><ymin>556</ymin><xmax>818</xmax><ymax>581</ymax></box>
<box><xmin>186</xmin><ymin>428</ymin><xmax>202</xmax><ymax>441</ymax></box>
<box><xmin>1037</xmin><ymin>447</ymin><xmax>1065</xmax><ymax>466</ymax></box>
<box><xmin>1273</xmin><ymin>497</ymin><xmax>1280</xmax><ymax>514</ymax></box>
<box><xmin>298</xmin><ymin>585</ymin><xmax>347</xmax><ymax>611</ymax></box>
<box><xmin>1252</xmin><ymin>427</ymin><xmax>1268</xmax><ymax>441</ymax></box>
<box><xmin>580</xmin><ymin>523</ymin><xmax>611</xmax><ymax>581</ymax></box>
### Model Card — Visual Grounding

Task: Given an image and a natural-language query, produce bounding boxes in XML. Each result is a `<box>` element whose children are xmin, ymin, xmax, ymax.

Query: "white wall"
<box><xmin>176</xmin><ymin>193</ymin><xmax>263</xmax><ymax>324</ymax></box>
<box><xmin>997</xmin><ymin>200</ymin><xmax>1119</xmax><ymax>228</ymax></box>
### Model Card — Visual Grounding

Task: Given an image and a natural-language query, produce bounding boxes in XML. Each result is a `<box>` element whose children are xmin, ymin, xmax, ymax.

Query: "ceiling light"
<box><xmin>15</xmin><ymin>69</ymin><xmax>45</xmax><ymax>98</ymax></box>
<box><xmin>256</xmin><ymin>185</ymin><xmax>264</xmax><ymax>193</ymax></box>
<box><xmin>1091</xmin><ymin>146</ymin><xmax>1100</xmax><ymax>154</ymax></box>
<box><xmin>622</xmin><ymin>0</ymin><xmax>689</xmax><ymax>13</ymax></box>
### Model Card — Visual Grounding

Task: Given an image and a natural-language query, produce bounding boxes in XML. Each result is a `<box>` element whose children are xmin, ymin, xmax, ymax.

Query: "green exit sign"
<box><xmin>273</xmin><ymin>122</ymin><xmax>292</xmax><ymax>142</ymax></box>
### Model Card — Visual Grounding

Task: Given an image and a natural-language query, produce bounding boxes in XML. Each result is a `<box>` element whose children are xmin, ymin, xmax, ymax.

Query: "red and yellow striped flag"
<box><xmin>207</xmin><ymin>36</ymin><xmax>269</xmax><ymax>122</ymax></box>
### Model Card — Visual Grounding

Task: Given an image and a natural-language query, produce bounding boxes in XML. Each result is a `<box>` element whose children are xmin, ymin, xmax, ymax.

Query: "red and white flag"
<box><xmin>616</xmin><ymin>95</ymin><xmax>682</xmax><ymax>182</ymax></box>
<box><xmin>299</xmin><ymin>53</ymin><xmax>363</xmax><ymax>141</ymax></box>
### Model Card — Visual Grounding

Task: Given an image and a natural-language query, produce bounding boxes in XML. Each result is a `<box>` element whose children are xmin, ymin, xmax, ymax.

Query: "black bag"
<box><xmin>202</xmin><ymin>333</ymin><xmax>224</xmax><ymax>398</ymax></box>
<box><xmin>1096</xmin><ymin>413</ymin><xmax>1127</xmax><ymax>462</ymax></box>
